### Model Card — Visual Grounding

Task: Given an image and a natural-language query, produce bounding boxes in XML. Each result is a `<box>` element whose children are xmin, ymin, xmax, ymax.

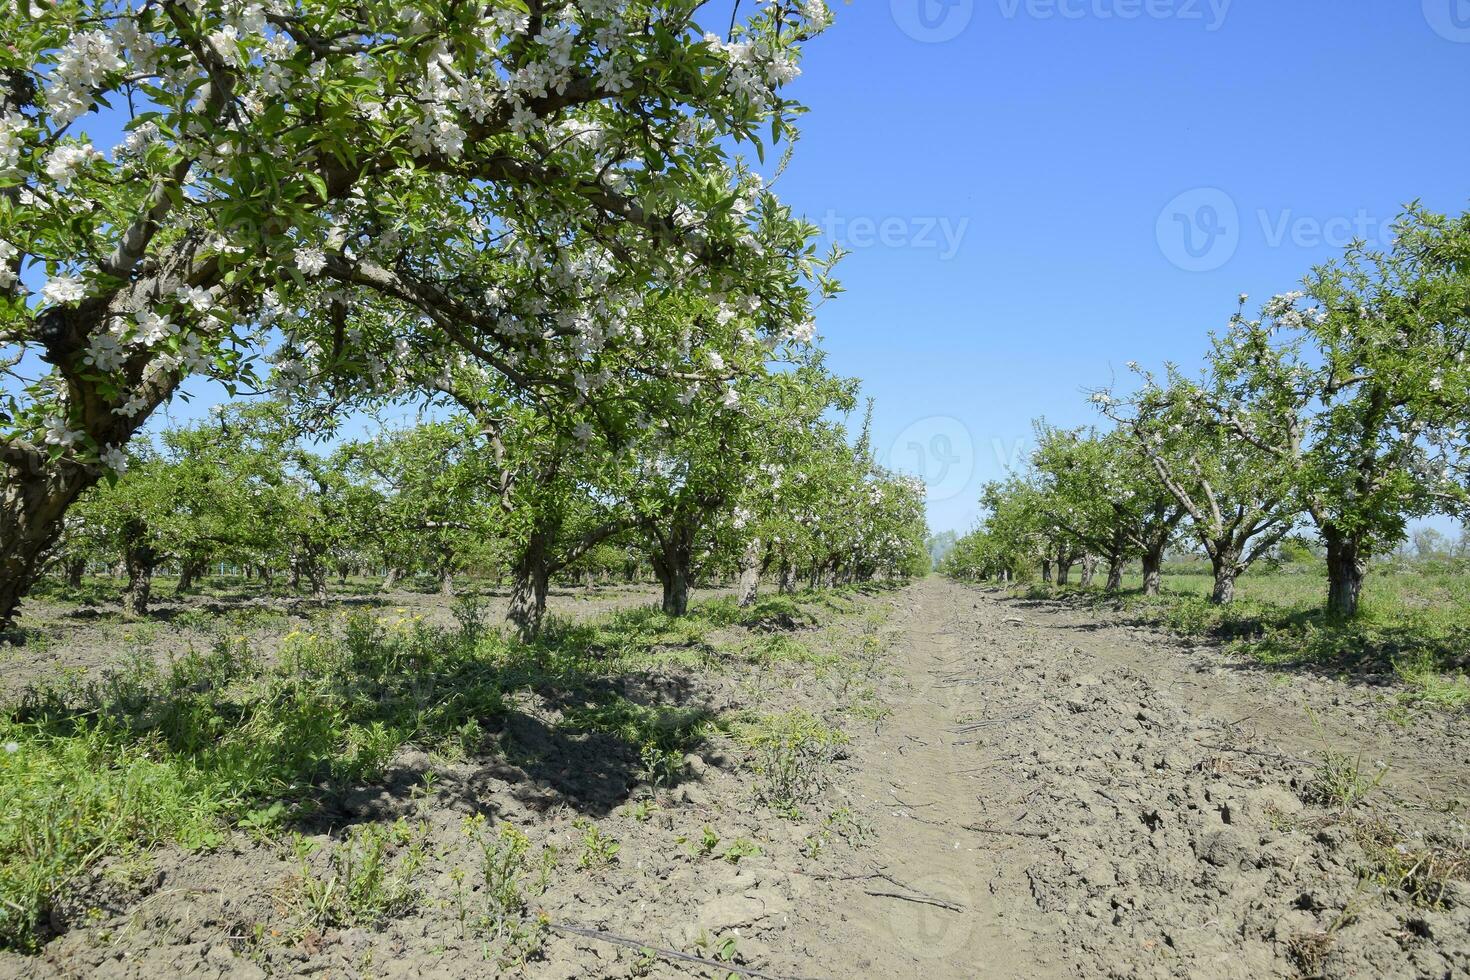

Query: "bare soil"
<box><xmin>4</xmin><ymin>578</ymin><xmax>1466</xmax><ymax>979</ymax></box>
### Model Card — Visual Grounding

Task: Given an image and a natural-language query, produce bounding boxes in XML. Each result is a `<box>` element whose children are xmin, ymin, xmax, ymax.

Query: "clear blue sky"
<box><xmin>777</xmin><ymin>0</ymin><xmax>1470</xmax><ymax>534</ymax></box>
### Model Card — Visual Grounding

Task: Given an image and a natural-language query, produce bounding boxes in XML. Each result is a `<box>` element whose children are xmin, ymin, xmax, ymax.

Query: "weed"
<box><xmin>237</xmin><ymin>801</ymin><xmax>288</xmax><ymax>841</ymax></box>
<box><xmin>1301</xmin><ymin>706</ymin><xmax>1388</xmax><ymax>813</ymax></box>
<box><xmin>1352</xmin><ymin>820</ymin><xmax>1470</xmax><ymax>907</ymax></box>
<box><xmin>684</xmin><ymin>824</ymin><xmax>720</xmax><ymax>858</ymax></box>
<box><xmin>730</xmin><ymin>710</ymin><xmax>847</xmax><ymax>813</ymax></box>
<box><xmin>1285</xmin><ymin>930</ymin><xmax>1334</xmax><ymax>978</ymax></box>
<box><xmin>721</xmin><ymin>839</ymin><xmax>761</xmax><ymax>864</ymax></box>
<box><xmin>800</xmin><ymin>806</ymin><xmax>873</xmax><ymax>859</ymax></box>
<box><xmin>1306</xmin><ymin>748</ymin><xmax>1387</xmax><ymax>813</ymax></box>
<box><xmin>290</xmin><ymin>821</ymin><xmax>425</xmax><ymax>930</ymax></box>
<box><xmin>458</xmin><ymin>815</ymin><xmax>552</xmax><ymax>963</ymax></box>
<box><xmin>573</xmin><ymin>819</ymin><xmax>620</xmax><ymax>870</ymax></box>
<box><xmin>1394</xmin><ymin>653</ymin><xmax>1470</xmax><ymax>712</ymax></box>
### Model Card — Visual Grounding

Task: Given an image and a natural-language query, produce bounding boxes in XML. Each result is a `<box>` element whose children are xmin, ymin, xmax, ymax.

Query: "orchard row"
<box><xmin>53</xmin><ymin>386</ymin><xmax>929</xmax><ymax>635</ymax></box>
<box><xmin>943</xmin><ymin>207</ymin><xmax>1470</xmax><ymax>619</ymax></box>
<box><xmin>0</xmin><ymin>0</ymin><xmax>867</xmax><ymax>626</ymax></box>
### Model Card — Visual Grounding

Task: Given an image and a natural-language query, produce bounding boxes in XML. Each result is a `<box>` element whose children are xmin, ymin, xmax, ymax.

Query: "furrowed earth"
<box><xmin>2</xmin><ymin>577</ymin><xmax>1466</xmax><ymax>979</ymax></box>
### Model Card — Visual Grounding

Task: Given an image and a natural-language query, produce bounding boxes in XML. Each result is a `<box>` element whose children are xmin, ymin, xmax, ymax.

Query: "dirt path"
<box><xmin>780</xmin><ymin>577</ymin><xmax>1061</xmax><ymax>978</ymax></box>
<box><xmin>776</xmin><ymin>577</ymin><xmax>1469</xmax><ymax>980</ymax></box>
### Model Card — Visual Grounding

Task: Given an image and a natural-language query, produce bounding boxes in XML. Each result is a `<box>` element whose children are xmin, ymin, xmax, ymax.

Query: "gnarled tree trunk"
<box><xmin>1079</xmin><ymin>555</ymin><xmax>1096</xmax><ymax>588</ymax></box>
<box><xmin>508</xmin><ymin>530</ymin><xmax>553</xmax><ymax>639</ymax></box>
<box><xmin>651</xmin><ymin>520</ymin><xmax>696</xmax><ymax>617</ymax></box>
<box><xmin>1041</xmin><ymin>559</ymin><xmax>1053</xmax><ymax>584</ymax></box>
<box><xmin>1209</xmin><ymin>545</ymin><xmax>1240</xmax><ymax>605</ymax></box>
<box><xmin>1105</xmin><ymin>552</ymin><xmax>1124</xmax><ymax>591</ymax></box>
<box><xmin>175</xmin><ymin>556</ymin><xmax>200</xmax><ymax>596</ymax></box>
<box><xmin>736</xmin><ymin>537</ymin><xmax>761</xmax><ymax>607</ymax></box>
<box><xmin>65</xmin><ymin>557</ymin><xmax>86</xmax><ymax>588</ymax></box>
<box><xmin>121</xmin><ymin>520</ymin><xmax>156</xmax><ymax>619</ymax></box>
<box><xmin>1324</xmin><ymin>530</ymin><xmax>1367</xmax><ymax>619</ymax></box>
<box><xmin>306</xmin><ymin>560</ymin><xmax>329</xmax><ymax>604</ymax></box>
<box><xmin>0</xmin><ymin>461</ymin><xmax>99</xmax><ymax>628</ymax></box>
<box><xmin>1141</xmin><ymin>541</ymin><xmax>1165</xmax><ymax>596</ymax></box>
<box><xmin>380</xmin><ymin>566</ymin><xmax>401</xmax><ymax>592</ymax></box>
<box><xmin>659</xmin><ymin>563</ymin><xmax>691</xmax><ymax>616</ymax></box>
<box><xmin>777</xmin><ymin>559</ymin><xmax>797</xmax><ymax>595</ymax></box>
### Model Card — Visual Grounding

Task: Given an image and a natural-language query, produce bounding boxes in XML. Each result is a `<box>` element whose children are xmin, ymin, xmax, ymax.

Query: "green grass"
<box><xmin>0</xmin><ymin>617</ymin><xmax>509</xmax><ymax>949</ymax></box>
<box><xmin>1022</xmin><ymin>561</ymin><xmax>1470</xmax><ymax>683</ymax></box>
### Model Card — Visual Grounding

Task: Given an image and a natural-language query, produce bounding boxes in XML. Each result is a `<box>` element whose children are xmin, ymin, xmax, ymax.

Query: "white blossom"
<box><xmin>135</xmin><ymin>311</ymin><xmax>179</xmax><ymax>345</ymax></box>
<box><xmin>100</xmin><ymin>444</ymin><xmax>128</xmax><ymax>475</ymax></box>
<box><xmin>43</xmin><ymin>416</ymin><xmax>83</xmax><ymax>448</ymax></box>
<box><xmin>83</xmin><ymin>333</ymin><xmax>126</xmax><ymax>372</ymax></box>
<box><xmin>46</xmin><ymin>31</ymin><xmax>126</xmax><ymax>126</ymax></box>
<box><xmin>41</xmin><ymin>275</ymin><xmax>86</xmax><ymax>306</ymax></box>
<box><xmin>294</xmin><ymin>247</ymin><xmax>327</xmax><ymax>275</ymax></box>
<box><xmin>44</xmin><ymin>143</ymin><xmax>103</xmax><ymax>188</ymax></box>
<box><xmin>114</xmin><ymin>392</ymin><xmax>149</xmax><ymax>418</ymax></box>
<box><xmin>175</xmin><ymin>285</ymin><xmax>214</xmax><ymax>311</ymax></box>
<box><xmin>0</xmin><ymin>113</ymin><xmax>26</xmax><ymax>172</ymax></box>
<box><xmin>0</xmin><ymin>240</ymin><xmax>17</xmax><ymax>288</ymax></box>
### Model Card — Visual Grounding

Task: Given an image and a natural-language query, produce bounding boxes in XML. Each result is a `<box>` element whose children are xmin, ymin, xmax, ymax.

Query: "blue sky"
<box><xmin>777</xmin><ymin>0</ymin><xmax>1470</xmax><ymax>533</ymax></box>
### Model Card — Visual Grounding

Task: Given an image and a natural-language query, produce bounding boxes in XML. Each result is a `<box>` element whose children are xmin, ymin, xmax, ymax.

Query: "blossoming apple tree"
<box><xmin>1192</xmin><ymin>208</ymin><xmax>1470</xmax><ymax>616</ymax></box>
<box><xmin>0</xmin><ymin>0</ymin><xmax>836</xmax><ymax>626</ymax></box>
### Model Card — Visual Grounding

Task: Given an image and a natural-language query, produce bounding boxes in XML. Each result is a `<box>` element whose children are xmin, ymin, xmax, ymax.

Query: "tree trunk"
<box><xmin>1141</xmin><ymin>542</ymin><xmax>1164</xmax><ymax>596</ymax></box>
<box><xmin>122</xmin><ymin>551</ymin><xmax>155</xmax><ymax>617</ymax></box>
<box><xmin>778</xmin><ymin>560</ymin><xmax>797</xmax><ymax>595</ymax></box>
<box><xmin>1079</xmin><ymin>555</ymin><xmax>1096</xmax><ymax>588</ymax></box>
<box><xmin>439</xmin><ymin>566</ymin><xmax>454</xmax><ymax>597</ymax></box>
<box><xmin>65</xmin><ymin>557</ymin><xmax>85</xmax><ymax>588</ymax></box>
<box><xmin>307</xmin><ymin>560</ymin><xmax>328</xmax><ymax>604</ymax></box>
<box><xmin>508</xmin><ymin>532</ymin><xmax>552</xmax><ymax>639</ymax></box>
<box><xmin>380</xmin><ymin>566</ymin><xmax>401</xmax><ymax>592</ymax></box>
<box><xmin>651</xmin><ymin>522</ymin><xmax>696</xmax><ymax>617</ymax></box>
<box><xmin>1105</xmin><ymin>553</ymin><xmax>1124</xmax><ymax>591</ymax></box>
<box><xmin>1324</xmin><ymin>532</ymin><xmax>1367</xmax><ymax>619</ymax></box>
<box><xmin>736</xmin><ymin>537</ymin><xmax>761</xmax><ymax>607</ymax></box>
<box><xmin>175</xmin><ymin>557</ymin><xmax>199</xmax><ymax>596</ymax></box>
<box><xmin>1209</xmin><ymin>546</ymin><xmax>1240</xmax><ymax>605</ymax></box>
<box><xmin>660</xmin><ymin>562</ymin><xmax>691</xmax><ymax>616</ymax></box>
<box><xmin>1041</xmin><ymin>559</ymin><xmax>1053</xmax><ymax>584</ymax></box>
<box><xmin>0</xmin><ymin>460</ymin><xmax>102</xmax><ymax>627</ymax></box>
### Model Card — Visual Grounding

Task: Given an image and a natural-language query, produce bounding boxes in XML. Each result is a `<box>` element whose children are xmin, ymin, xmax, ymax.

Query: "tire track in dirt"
<box><xmin>781</xmin><ymin>577</ymin><xmax>1469</xmax><ymax>980</ymax></box>
<box><xmin>786</xmin><ymin>579</ymin><xmax>1061</xmax><ymax>979</ymax></box>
